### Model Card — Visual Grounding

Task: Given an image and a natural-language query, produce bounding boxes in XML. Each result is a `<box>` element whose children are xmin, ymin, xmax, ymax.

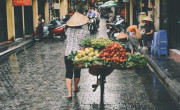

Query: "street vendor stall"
<box><xmin>68</xmin><ymin>37</ymin><xmax>147</xmax><ymax>101</ymax></box>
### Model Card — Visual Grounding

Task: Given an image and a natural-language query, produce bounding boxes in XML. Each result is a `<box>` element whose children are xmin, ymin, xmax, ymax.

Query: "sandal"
<box><xmin>67</xmin><ymin>97</ymin><xmax>72</xmax><ymax>102</ymax></box>
<box><xmin>74</xmin><ymin>84</ymin><xmax>80</xmax><ymax>93</ymax></box>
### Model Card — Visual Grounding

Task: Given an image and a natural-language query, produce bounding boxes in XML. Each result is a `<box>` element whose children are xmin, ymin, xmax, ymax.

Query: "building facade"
<box><xmin>0</xmin><ymin>0</ymin><xmax>68</xmax><ymax>42</ymax></box>
<box><xmin>127</xmin><ymin>0</ymin><xmax>180</xmax><ymax>60</ymax></box>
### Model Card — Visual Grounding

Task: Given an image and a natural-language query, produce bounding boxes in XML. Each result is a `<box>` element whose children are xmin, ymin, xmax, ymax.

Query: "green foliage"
<box><xmin>67</xmin><ymin>51</ymin><xmax>77</xmax><ymax>60</ymax></box>
<box><xmin>81</xmin><ymin>38</ymin><xmax>92</xmax><ymax>47</ymax></box>
<box><xmin>126</xmin><ymin>53</ymin><xmax>147</xmax><ymax>67</ymax></box>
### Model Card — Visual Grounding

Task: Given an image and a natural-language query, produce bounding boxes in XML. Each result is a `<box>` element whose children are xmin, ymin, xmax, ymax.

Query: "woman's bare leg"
<box><xmin>66</xmin><ymin>78</ymin><xmax>72</xmax><ymax>97</ymax></box>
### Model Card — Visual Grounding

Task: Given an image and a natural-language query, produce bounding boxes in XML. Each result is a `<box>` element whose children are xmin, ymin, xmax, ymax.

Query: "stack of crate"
<box><xmin>156</xmin><ymin>30</ymin><xmax>168</xmax><ymax>56</ymax></box>
<box><xmin>151</xmin><ymin>32</ymin><xmax>158</xmax><ymax>55</ymax></box>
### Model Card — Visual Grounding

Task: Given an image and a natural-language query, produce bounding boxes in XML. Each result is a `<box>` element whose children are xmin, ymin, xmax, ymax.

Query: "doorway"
<box><xmin>0</xmin><ymin>0</ymin><xmax>8</xmax><ymax>42</ymax></box>
<box><xmin>24</xmin><ymin>6</ymin><xmax>33</xmax><ymax>35</ymax></box>
<box><xmin>14</xmin><ymin>6</ymin><xmax>23</xmax><ymax>38</ymax></box>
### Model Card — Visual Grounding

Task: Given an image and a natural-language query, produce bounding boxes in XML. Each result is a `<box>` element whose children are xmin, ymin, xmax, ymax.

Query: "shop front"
<box><xmin>24</xmin><ymin>6</ymin><xmax>33</xmax><ymax>35</ymax></box>
<box><xmin>160</xmin><ymin>0</ymin><xmax>180</xmax><ymax>50</ymax></box>
<box><xmin>0</xmin><ymin>0</ymin><xmax>8</xmax><ymax>42</ymax></box>
<box><xmin>38</xmin><ymin>0</ymin><xmax>45</xmax><ymax>20</ymax></box>
<box><xmin>169</xmin><ymin>1</ymin><xmax>180</xmax><ymax>50</ymax></box>
<box><xmin>14</xmin><ymin>6</ymin><xmax>23</xmax><ymax>38</ymax></box>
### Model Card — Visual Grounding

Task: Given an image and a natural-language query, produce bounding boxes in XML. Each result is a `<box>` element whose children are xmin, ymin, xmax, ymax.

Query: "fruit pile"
<box><xmin>91</xmin><ymin>38</ymin><xmax>114</xmax><ymax>49</ymax></box>
<box><xmin>73</xmin><ymin>48</ymin><xmax>103</xmax><ymax>68</ymax></box>
<box><xmin>99</xmin><ymin>42</ymin><xmax>128</xmax><ymax>65</ymax></box>
<box><xmin>69</xmin><ymin>38</ymin><xmax>147</xmax><ymax>69</ymax></box>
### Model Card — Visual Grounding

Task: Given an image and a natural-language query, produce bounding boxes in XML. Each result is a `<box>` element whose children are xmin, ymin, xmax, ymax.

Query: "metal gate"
<box><xmin>14</xmin><ymin>6</ymin><xmax>23</xmax><ymax>38</ymax></box>
<box><xmin>160</xmin><ymin>0</ymin><xmax>168</xmax><ymax>30</ymax></box>
<box><xmin>24</xmin><ymin>6</ymin><xmax>33</xmax><ymax>35</ymax></box>
<box><xmin>0</xmin><ymin>0</ymin><xmax>8</xmax><ymax>42</ymax></box>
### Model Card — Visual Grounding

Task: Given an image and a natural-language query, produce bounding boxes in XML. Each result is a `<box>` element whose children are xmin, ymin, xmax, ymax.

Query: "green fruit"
<box><xmin>77</xmin><ymin>54</ymin><xmax>82</xmax><ymax>58</ymax></box>
<box><xmin>74</xmin><ymin>56</ymin><xmax>80</xmax><ymax>62</ymax></box>
<box><xmin>88</xmin><ymin>57</ymin><xmax>93</xmax><ymax>62</ymax></box>
<box><xmin>93</xmin><ymin>56</ymin><xmax>98</xmax><ymax>60</ymax></box>
<box><xmin>88</xmin><ymin>52</ymin><xmax>95</xmax><ymax>57</ymax></box>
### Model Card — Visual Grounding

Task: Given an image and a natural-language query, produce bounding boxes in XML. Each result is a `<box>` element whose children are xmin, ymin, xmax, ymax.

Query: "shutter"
<box><xmin>0</xmin><ymin>0</ymin><xmax>8</xmax><ymax>42</ymax></box>
<box><xmin>160</xmin><ymin>0</ymin><xmax>168</xmax><ymax>30</ymax></box>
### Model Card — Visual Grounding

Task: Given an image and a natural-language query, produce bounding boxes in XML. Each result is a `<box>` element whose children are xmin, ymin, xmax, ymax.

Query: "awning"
<box><xmin>100</xmin><ymin>0</ymin><xmax>120</xmax><ymax>8</ymax></box>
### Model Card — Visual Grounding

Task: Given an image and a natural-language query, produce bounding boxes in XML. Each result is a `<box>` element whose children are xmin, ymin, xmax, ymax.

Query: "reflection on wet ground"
<box><xmin>0</xmin><ymin>39</ymin><xmax>179</xmax><ymax>110</ymax></box>
<box><xmin>0</xmin><ymin>19</ymin><xmax>179</xmax><ymax>110</ymax></box>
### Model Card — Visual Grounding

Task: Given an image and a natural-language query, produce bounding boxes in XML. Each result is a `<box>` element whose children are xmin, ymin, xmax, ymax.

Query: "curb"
<box><xmin>0</xmin><ymin>38</ymin><xmax>33</xmax><ymax>60</ymax></box>
<box><xmin>129</xmin><ymin>38</ymin><xmax>180</xmax><ymax>106</ymax></box>
<box><xmin>141</xmin><ymin>50</ymin><xmax>180</xmax><ymax>104</ymax></box>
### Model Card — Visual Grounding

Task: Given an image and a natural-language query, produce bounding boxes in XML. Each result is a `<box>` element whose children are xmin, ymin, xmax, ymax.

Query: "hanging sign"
<box><xmin>54</xmin><ymin>3</ymin><xmax>60</xmax><ymax>9</ymax></box>
<box><xmin>12</xmin><ymin>0</ymin><xmax>32</xmax><ymax>6</ymax></box>
<box><xmin>92</xmin><ymin>0</ymin><xmax>94</xmax><ymax>4</ymax></box>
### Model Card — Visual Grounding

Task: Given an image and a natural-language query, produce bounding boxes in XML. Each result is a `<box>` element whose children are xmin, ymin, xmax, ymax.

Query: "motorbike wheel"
<box><xmin>90</xmin><ymin>30</ymin><xmax>94</xmax><ymax>34</ymax></box>
<box><xmin>59</xmin><ymin>33</ymin><xmax>66</xmax><ymax>41</ymax></box>
<box><xmin>33</xmin><ymin>34</ymin><xmax>42</xmax><ymax>42</ymax></box>
<box><xmin>109</xmin><ymin>31</ymin><xmax>115</xmax><ymax>40</ymax></box>
<box><xmin>89</xmin><ymin>25</ymin><xmax>94</xmax><ymax>34</ymax></box>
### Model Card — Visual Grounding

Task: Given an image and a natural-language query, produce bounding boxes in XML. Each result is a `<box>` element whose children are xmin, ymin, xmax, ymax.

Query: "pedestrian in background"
<box><xmin>65</xmin><ymin>12</ymin><xmax>89</xmax><ymax>101</ymax></box>
<box><xmin>37</xmin><ymin>14</ymin><xmax>44</xmax><ymax>36</ymax></box>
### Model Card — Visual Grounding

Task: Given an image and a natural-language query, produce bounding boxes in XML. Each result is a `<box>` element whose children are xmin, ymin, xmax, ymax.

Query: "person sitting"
<box><xmin>116</xmin><ymin>32</ymin><xmax>134</xmax><ymax>54</ymax></box>
<box><xmin>141</xmin><ymin>16</ymin><xmax>155</xmax><ymax>50</ymax></box>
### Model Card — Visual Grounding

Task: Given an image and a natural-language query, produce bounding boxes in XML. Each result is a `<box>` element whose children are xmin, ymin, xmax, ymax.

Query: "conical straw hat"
<box><xmin>67</xmin><ymin>12</ymin><xmax>89</xmax><ymax>27</ymax></box>
<box><xmin>142</xmin><ymin>16</ymin><xmax>153</xmax><ymax>22</ymax></box>
<box><xmin>116</xmin><ymin>32</ymin><xmax>128</xmax><ymax>40</ymax></box>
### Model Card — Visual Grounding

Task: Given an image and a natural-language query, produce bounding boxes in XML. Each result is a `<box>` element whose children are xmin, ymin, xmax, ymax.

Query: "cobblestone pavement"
<box><xmin>0</xmin><ymin>19</ymin><xmax>180</xmax><ymax>110</ymax></box>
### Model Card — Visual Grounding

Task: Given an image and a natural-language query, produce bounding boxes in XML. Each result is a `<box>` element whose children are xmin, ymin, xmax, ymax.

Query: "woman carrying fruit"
<box><xmin>64</xmin><ymin>12</ymin><xmax>89</xmax><ymax>101</ymax></box>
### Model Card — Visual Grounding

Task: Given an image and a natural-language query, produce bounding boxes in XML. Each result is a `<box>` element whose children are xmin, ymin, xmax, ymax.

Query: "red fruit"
<box><xmin>116</xmin><ymin>58</ymin><xmax>120</xmax><ymax>62</ymax></box>
<box><xmin>102</xmin><ymin>57</ymin><xmax>106</xmax><ymax>60</ymax></box>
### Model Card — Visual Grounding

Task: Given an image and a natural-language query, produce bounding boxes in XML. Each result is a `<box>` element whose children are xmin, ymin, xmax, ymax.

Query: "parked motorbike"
<box><xmin>106</xmin><ymin>16</ymin><xmax>127</xmax><ymax>39</ymax></box>
<box><xmin>88</xmin><ymin>16</ymin><xmax>98</xmax><ymax>34</ymax></box>
<box><xmin>60</xmin><ymin>15</ymin><xmax>70</xmax><ymax>25</ymax></box>
<box><xmin>33</xmin><ymin>18</ymin><xmax>66</xmax><ymax>42</ymax></box>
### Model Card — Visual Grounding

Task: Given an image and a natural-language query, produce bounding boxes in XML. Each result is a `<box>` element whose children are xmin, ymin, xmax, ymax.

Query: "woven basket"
<box><xmin>89</xmin><ymin>66</ymin><xmax>114</xmax><ymax>76</ymax></box>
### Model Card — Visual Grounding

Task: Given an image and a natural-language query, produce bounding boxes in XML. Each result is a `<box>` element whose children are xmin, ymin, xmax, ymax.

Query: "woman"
<box><xmin>128</xmin><ymin>25</ymin><xmax>142</xmax><ymax>49</ymax></box>
<box><xmin>65</xmin><ymin>12</ymin><xmax>89</xmax><ymax>101</ymax></box>
<box><xmin>141</xmin><ymin>16</ymin><xmax>155</xmax><ymax>50</ymax></box>
<box><xmin>116</xmin><ymin>32</ymin><xmax>134</xmax><ymax>54</ymax></box>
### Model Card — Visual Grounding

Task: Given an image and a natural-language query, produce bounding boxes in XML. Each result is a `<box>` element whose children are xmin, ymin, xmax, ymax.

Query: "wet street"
<box><xmin>0</xmin><ymin>19</ymin><xmax>179</xmax><ymax>110</ymax></box>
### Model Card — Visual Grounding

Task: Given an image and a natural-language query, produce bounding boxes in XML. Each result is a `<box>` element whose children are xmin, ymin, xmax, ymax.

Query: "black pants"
<box><xmin>138</xmin><ymin>39</ymin><xmax>143</xmax><ymax>46</ymax></box>
<box><xmin>37</xmin><ymin>24</ymin><xmax>43</xmax><ymax>36</ymax></box>
<box><xmin>64</xmin><ymin>56</ymin><xmax>81</xmax><ymax>79</ymax></box>
<box><xmin>142</xmin><ymin>35</ymin><xmax>153</xmax><ymax>46</ymax></box>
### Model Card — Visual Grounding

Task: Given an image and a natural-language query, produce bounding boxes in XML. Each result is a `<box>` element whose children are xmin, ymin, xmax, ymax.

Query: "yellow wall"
<box><xmin>125</xmin><ymin>2</ymin><xmax>128</xmax><ymax>22</ymax></box>
<box><xmin>60</xmin><ymin>0</ymin><xmax>68</xmax><ymax>19</ymax></box>
<box><xmin>130</xmin><ymin>0</ymin><xmax>133</xmax><ymax>26</ymax></box>
<box><xmin>22</xmin><ymin>6</ymin><xmax>25</xmax><ymax>35</ymax></box>
<box><xmin>45</xmin><ymin>0</ymin><xmax>50</xmax><ymax>23</ymax></box>
<box><xmin>6</xmin><ymin>0</ymin><xmax>15</xmax><ymax>41</ymax></box>
<box><xmin>33</xmin><ymin>0</ymin><xmax>38</xmax><ymax>31</ymax></box>
<box><xmin>154</xmin><ymin>0</ymin><xmax>160</xmax><ymax>31</ymax></box>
